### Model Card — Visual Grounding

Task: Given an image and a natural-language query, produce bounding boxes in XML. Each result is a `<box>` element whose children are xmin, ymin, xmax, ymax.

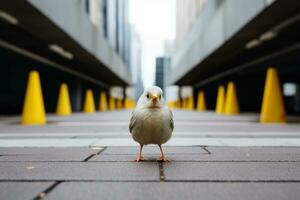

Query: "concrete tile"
<box><xmin>0</xmin><ymin>132</ymin><xmax>122</xmax><ymax>138</ymax></box>
<box><xmin>164</xmin><ymin>162</ymin><xmax>300</xmax><ymax>181</ymax></box>
<box><xmin>0</xmin><ymin>139</ymin><xmax>97</xmax><ymax>147</ymax></box>
<box><xmin>0</xmin><ymin>154</ymin><xmax>92</xmax><ymax>162</ymax></box>
<box><xmin>173</xmin><ymin>124</ymin><xmax>300</xmax><ymax>133</ymax></box>
<box><xmin>0</xmin><ymin>182</ymin><xmax>54</xmax><ymax>200</ymax></box>
<box><xmin>44</xmin><ymin>182</ymin><xmax>300</xmax><ymax>200</ymax></box>
<box><xmin>207</xmin><ymin>147</ymin><xmax>300</xmax><ymax>154</ymax></box>
<box><xmin>203</xmin><ymin>147</ymin><xmax>300</xmax><ymax>161</ymax></box>
<box><xmin>90</xmin><ymin>154</ymin><xmax>205</xmax><ymax>162</ymax></box>
<box><xmin>91</xmin><ymin>152</ymin><xmax>300</xmax><ymax>162</ymax></box>
<box><xmin>0</xmin><ymin>162</ymin><xmax>159</xmax><ymax>181</ymax></box>
<box><xmin>0</xmin><ymin>147</ymin><xmax>99</xmax><ymax>155</ymax></box>
<box><xmin>90</xmin><ymin>154</ymin><xmax>156</xmax><ymax>162</ymax></box>
<box><xmin>218</xmin><ymin>138</ymin><xmax>300</xmax><ymax>146</ymax></box>
<box><xmin>101</xmin><ymin>146</ymin><xmax>207</xmax><ymax>155</ymax></box>
<box><xmin>91</xmin><ymin>138</ymin><xmax>137</xmax><ymax>146</ymax></box>
<box><xmin>0</xmin><ymin>147</ymin><xmax>100</xmax><ymax>161</ymax></box>
<box><xmin>0</xmin><ymin>125</ymin><xmax>127</xmax><ymax>133</ymax></box>
<box><xmin>166</xmin><ymin>138</ymin><xmax>224</xmax><ymax>146</ymax></box>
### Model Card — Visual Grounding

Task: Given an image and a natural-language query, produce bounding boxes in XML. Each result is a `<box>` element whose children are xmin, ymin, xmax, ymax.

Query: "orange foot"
<box><xmin>134</xmin><ymin>156</ymin><xmax>148</xmax><ymax>162</ymax></box>
<box><xmin>157</xmin><ymin>156</ymin><xmax>170</xmax><ymax>162</ymax></box>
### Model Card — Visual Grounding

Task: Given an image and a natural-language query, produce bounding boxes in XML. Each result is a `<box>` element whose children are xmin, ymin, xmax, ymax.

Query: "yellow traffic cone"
<box><xmin>174</xmin><ymin>99</ymin><xmax>178</xmax><ymax>109</ymax></box>
<box><xmin>125</xmin><ymin>98</ymin><xmax>135</xmax><ymax>109</ymax></box>
<box><xmin>183</xmin><ymin>98</ymin><xmax>187</xmax><ymax>109</ymax></box>
<box><xmin>171</xmin><ymin>101</ymin><xmax>176</xmax><ymax>109</ymax></box>
<box><xmin>117</xmin><ymin>98</ymin><xmax>123</xmax><ymax>109</ymax></box>
<box><xmin>180</xmin><ymin>99</ymin><xmax>183</xmax><ymax>109</ymax></box>
<box><xmin>197</xmin><ymin>90</ymin><xmax>207</xmax><ymax>111</ymax></box>
<box><xmin>187</xmin><ymin>96</ymin><xmax>194</xmax><ymax>110</ymax></box>
<box><xmin>178</xmin><ymin>99</ymin><xmax>182</xmax><ymax>109</ymax></box>
<box><xmin>260</xmin><ymin>68</ymin><xmax>286</xmax><ymax>123</ymax></box>
<box><xmin>167</xmin><ymin>101</ymin><xmax>173</xmax><ymax>109</ymax></box>
<box><xmin>99</xmin><ymin>92</ymin><xmax>108</xmax><ymax>111</ymax></box>
<box><xmin>21</xmin><ymin>71</ymin><xmax>46</xmax><ymax>125</ymax></box>
<box><xmin>83</xmin><ymin>89</ymin><xmax>95</xmax><ymax>113</ymax></box>
<box><xmin>109</xmin><ymin>97</ymin><xmax>115</xmax><ymax>110</ymax></box>
<box><xmin>124</xmin><ymin>98</ymin><xmax>130</xmax><ymax>109</ymax></box>
<box><xmin>224</xmin><ymin>82</ymin><xmax>239</xmax><ymax>115</ymax></box>
<box><xmin>215</xmin><ymin>85</ymin><xmax>225</xmax><ymax>114</ymax></box>
<box><xmin>56</xmin><ymin>83</ymin><xmax>72</xmax><ymax>116</ymax></box>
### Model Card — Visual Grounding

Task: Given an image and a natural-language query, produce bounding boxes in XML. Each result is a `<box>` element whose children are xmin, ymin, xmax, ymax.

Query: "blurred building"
<box><xmin>0</xmin><ymin>0</ymin><xmax>132</xmax><ymax>113</ymax></box>
<box><xmin>163</xmin><ymin>40</ymin><xmax>174</xmax><ymax>89</ymax></box>
<box><xmin>175</xmin><ymin>0</ymin><xmax>207</xmax><ymax>48</ymax></box>
<box><xmin>155</xmin><ymin>57</ymin><xmax>170</xmax><ymax>93</ymax></box>
<box><xmin>171</xmin><ymin>0</ymin><xmax>300</xmax><ymax>114</ymax></box>
<box><xmin>102</xmin><ymin>0</ymin><xmax>130</xmax><ymax>64</ymax></box>
<box><xmin>128</xmin><ymin>26</ymin><xmax>143</xmax><ymax>100</ymax></box>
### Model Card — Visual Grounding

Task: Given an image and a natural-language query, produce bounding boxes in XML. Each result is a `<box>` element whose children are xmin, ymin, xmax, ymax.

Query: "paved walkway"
<box><xmin>0</xmin><ymin>110</ymin><xmax>300</xmax><ymax>199</ymax></box>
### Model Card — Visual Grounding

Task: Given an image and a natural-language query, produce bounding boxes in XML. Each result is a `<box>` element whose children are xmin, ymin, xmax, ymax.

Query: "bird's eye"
<box><xmin>158</xmin><ymin>94</ymin><xmax>161</xmax><ymax>99</ymax></box>
<box><xmin>146</xmin><ymin>93</ymin><xmax>150</xmax><ymax>99</ymax></box>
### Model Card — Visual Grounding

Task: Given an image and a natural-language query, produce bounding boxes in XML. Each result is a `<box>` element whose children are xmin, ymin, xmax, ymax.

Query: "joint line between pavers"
<box><xmin>32</xmin><ymin>181</ymin><xmax>62</xmax><ymax>200</ymax></box>
<box><xmin>158</xmin><ymin>162</ymin><xmax>165</xmax><ymax>182</ymax></box>
<box><xmin>83</xmin><ymin>147</ymin><xmax>107</xmax><ymax>162</ymax></box>
<box><xmin>201</xmin><ymin>146</ymin><xmax>211</xmax><ymax>154</ymax></box>
<box><xmin>96</xmin><ymin>147</ymin><xmax>107</xmax><ymax>155</ymax></box>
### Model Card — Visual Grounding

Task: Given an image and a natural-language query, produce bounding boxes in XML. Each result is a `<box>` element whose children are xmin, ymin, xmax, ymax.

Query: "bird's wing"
<box><xmin>129</xmin><ymin>110</ymin><xmax>136</xmax><ymax>134</ymax></box>
<box><xmin>169</xmin><ymin>109</ymin><xmax>174</xmax><ymax>131</ymax></box>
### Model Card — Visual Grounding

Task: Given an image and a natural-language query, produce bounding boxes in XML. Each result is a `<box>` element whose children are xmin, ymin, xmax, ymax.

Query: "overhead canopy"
<box><xmin>172</xmin><ymin>0</ymin><xmax>300</xmax><ymax>86</ymax></box>
<box><xmin>0</xmin><ymin>0</ymin><xmax>131</xmax><ymax>87</ymax></box>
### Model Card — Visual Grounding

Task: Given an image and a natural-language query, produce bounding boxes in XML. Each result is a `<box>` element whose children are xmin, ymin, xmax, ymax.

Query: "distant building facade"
<box><xmin>86</xmin><ymin>0</ymin><xmax>130</xmax><ymax>65</ymax></box>
<box><xmin>176</xmin><ymin>0</ymin><xmax>207</xmax><ymax>48</ymax></box>
<box><xmin>129</xmin><ymin>27</ymin><xmax>143</xmax><ymax>99</ymax></box>
<box><xmin>155</xmin><ymin>57</ymin><xmax>170</xmax><ymax>93</ymax></box>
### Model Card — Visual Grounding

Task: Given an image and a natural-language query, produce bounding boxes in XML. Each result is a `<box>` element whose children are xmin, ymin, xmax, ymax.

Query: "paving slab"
<box><xmin>0</xmin><ymin>162</ymin><xmax>159</xmax><ymax>181</ymax></box>
<box><xmin>164</xmin><ymin>162</ymin><xmax>300</xmax><ymax>181</ymax></box>
<box><xmin>0</xmin><ymin>182</ymin><xmax>54</xmax><ymax>200</ymax></box>
<box><xmin>44</xmin><ymin>182</ymin><xmax>300</xmax><ymax>200</ymax></box>
<box><xmin>173</xmin><ymin>124</ymin><xmax>300</xmax><ymax>132</ymax></box>
<box><xmin>90</xmin><ymin>154</ymin><xmax>207</xmax><ymax>162</ymax></box>
<box><xmin>0</xmin><ymin>147</ymin><xmax>100</xmax><ymax>161</ymax></box>
<box><xmin>202</xmin><ymin>147</ymin><xmax>300</xmax><ymax>161</ymax></box>
<box><xmin>0</xmin><ymin>139</ymin><xmax>97</xmax><ymax>147</ymax></box>
<box><xmin>207</xmin><ymin>147</ymin><xmax>300</xmax><ymax>154</ymax></box>
<box><xmin>101</xmin><ymin>146</ymin><xmax>207</xmax><ymax>155</ymax></box>
<box><xmin>0</xmin><ymin>147</ymin><xmax>99</xmax><ymax>155</ymax></box>
<box><xmin>0</xmin><ymin>154</ymin><xmax>92</xmax><ymax>162</ymax></box>
<box><xmin>0</xmin><ymin>124</ymin><xmax>128</xmax><ymax>133</ymax></box>
<box><xmin>91</xmin><ymin>153</ymin><xmax>300</xmax><ymax>162</ymax></box>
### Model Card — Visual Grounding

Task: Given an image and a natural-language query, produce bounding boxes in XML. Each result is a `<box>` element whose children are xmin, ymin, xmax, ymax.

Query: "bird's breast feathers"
<box><xmin>129</xmin><ymin>108</ymin><xmax>173</xmax><ymax>145</ymax></box>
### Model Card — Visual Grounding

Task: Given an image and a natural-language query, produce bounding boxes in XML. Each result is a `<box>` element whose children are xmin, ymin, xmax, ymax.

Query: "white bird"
<box><xmin>129</xmin><ymin>86</ymin><xmax>174</xmax><ymax>162</ymax></box>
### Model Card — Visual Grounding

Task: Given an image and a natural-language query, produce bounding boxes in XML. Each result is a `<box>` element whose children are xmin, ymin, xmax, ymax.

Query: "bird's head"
<box><xmin>138</xmin><ymin>86</ymin><xmax>165</xmax><ymax>108</ymax></box>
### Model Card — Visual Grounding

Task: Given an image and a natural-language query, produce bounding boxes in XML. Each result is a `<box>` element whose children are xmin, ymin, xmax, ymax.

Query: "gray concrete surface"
<box><xmin>0</xmin><ymin>110</ymin><xmax>300</xmax><ymax>199</ymax></box>
<box><xmin>44</xmin><ymin>182</ymin><xmax>300</xmax><ymax>200</ymax></box>
<box><xmin>0</xmin><ymin>182</ymin><xmax>54</xmax><ymax>200</ymax></box>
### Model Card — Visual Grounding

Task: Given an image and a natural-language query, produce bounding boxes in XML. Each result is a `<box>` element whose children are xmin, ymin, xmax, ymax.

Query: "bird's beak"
<box><xmin>151</xmin><ymin>94</ymin><xmax>158</xmax><ymax>102</ymax></box>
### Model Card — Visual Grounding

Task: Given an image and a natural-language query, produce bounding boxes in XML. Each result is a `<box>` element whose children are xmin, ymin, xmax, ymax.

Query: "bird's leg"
<box><xmin>157</xmin><ymin>144</ymin><xmax>170</xmax><ymax>162</ymax></box>
<box><xmin>134</xmin><ymin>144</ymin><xmax>147</xmax><ymax>162</ymax></box>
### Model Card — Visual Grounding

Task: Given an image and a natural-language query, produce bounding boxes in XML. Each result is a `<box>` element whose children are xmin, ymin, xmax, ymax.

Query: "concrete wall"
<box><xmin>28</xmin><ymin>0</ymin><xmax>132</xmax><ymax>84</ymax></box>
<box><xmin>175</xmin><ymin>0</ymin><xmax>207</xmax><ymax>48</ymax></box>
<box><xmin>171</xmin><ymin>0</ymin><xmax>276</xmax><ymax>84</ymax></box>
